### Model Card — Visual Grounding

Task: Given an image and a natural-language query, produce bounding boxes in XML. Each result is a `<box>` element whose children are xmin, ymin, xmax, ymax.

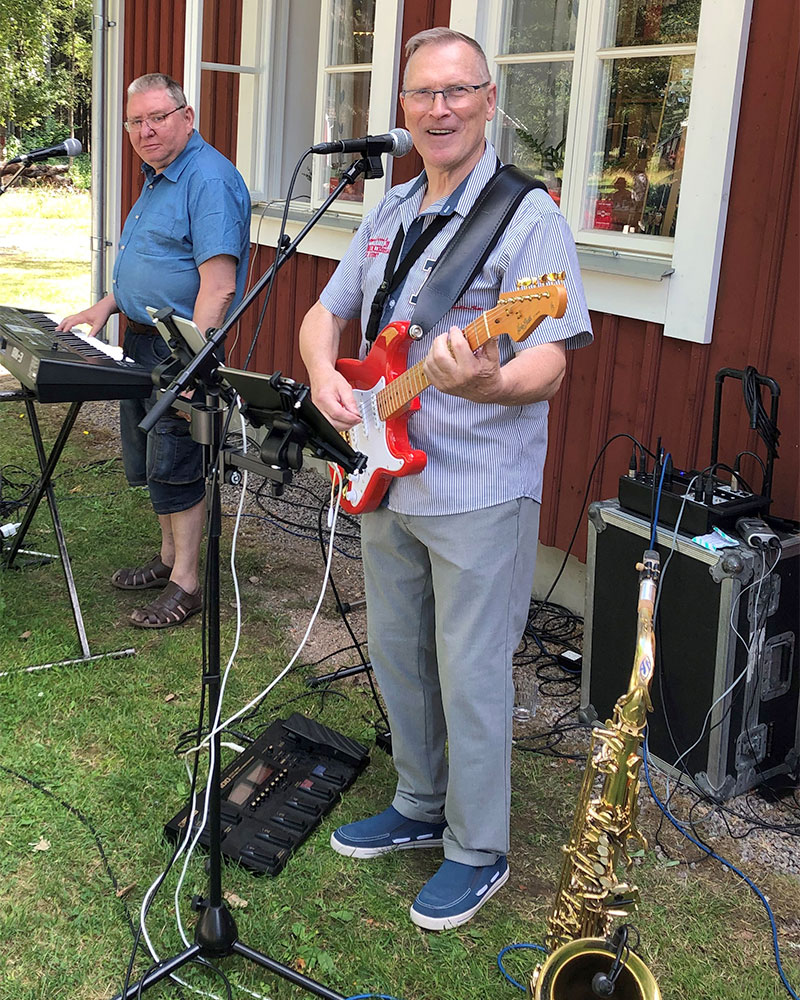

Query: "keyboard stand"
<box><xmin>0</xmin><ymin>387</ymin><xmax>135</xmax><ymax>675</ymax></box>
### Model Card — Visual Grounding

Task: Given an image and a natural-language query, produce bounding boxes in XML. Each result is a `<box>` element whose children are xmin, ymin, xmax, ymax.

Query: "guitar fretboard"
<box><xmin>375</xmin><ymin>287</ymin><xmax>562</xmax><ymax>422</ymax></box>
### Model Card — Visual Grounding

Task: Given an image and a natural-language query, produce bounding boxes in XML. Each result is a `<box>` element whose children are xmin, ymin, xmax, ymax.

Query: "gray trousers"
<box><xmin>360</xmin><ymin>498</ymin><xmax>540</xmax><ymax>866</ymax></box>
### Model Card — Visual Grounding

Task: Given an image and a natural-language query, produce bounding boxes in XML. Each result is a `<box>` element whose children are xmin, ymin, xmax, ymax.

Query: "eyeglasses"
<box><xmin>123</xmin><ymin>106</ymin><xmax>186</xmax><ymax>133</ymax></box>
<box><xmin>401</xmin><ymin>82</ymin><xmax>490</xmax><ymax>110</ymax></box>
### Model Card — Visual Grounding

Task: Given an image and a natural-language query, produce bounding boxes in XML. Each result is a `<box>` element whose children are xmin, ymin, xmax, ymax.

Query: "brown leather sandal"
<box><xmin>129</xmin><ymin>581</ymin><xmax>203</xmax><ymax>629</ymax></box>
<box><xmin>111</xmin><ymin>554</ymin><xmax>172</xmax><ymax>590</ymax></box>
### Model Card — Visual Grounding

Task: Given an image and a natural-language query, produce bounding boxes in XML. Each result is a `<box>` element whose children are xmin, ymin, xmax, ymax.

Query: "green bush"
<box><xmin>69</xmin><ymin>153</ymin><xmax>91</xmax><ymax>190</ymax></box>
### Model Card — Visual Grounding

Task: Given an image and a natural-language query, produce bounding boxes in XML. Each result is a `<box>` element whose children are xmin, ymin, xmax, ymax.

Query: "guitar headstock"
<box><xmin>478</xmin><ymin>273</ymin><xmax>568</xmax><ymax>345</ymax></box>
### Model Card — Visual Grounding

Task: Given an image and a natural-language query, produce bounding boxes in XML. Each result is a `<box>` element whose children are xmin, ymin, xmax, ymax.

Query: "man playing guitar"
<box><xmin>299</xmin><ymin>27</ymin><xmax>592</xmax><ymax>931</ymax></box>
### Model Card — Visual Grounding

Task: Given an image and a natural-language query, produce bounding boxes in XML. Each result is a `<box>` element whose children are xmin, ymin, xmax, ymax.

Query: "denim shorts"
<box><xmin>119</xmin><ymin>328</ymin><xmax>205</xmax><ymax>515</ymax></box>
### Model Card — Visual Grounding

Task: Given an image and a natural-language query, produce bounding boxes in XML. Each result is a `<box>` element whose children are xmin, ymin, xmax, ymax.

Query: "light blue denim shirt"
<box><xmin>113</xmin><ymin>130</ymin><xmax>251</xmax><ymax>326</ymax></box>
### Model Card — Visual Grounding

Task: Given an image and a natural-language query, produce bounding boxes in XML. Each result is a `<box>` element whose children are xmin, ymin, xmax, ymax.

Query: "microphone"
<box><xmin>9</xmin><ymin>138</ymin><xmax>82</xmax><ymax>165</ymax></box>
<box><xmin>311</xmin><ymin>128</ymin><xmax>413</xmax><ymax>157</ymax></box>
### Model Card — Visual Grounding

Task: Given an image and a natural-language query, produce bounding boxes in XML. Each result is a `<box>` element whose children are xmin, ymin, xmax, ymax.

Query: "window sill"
<box><xmin>249</xmin><ymin>201</ymin><xmax>362</xmax><ymax>260</ymax></box>
<box><xmin>251</xmin><ymin>199</ymin><xmax>364</xmax><ymax>231</ymax></box>
<box><xmin>577</xmin><ymin>247</ymin><xmax>674</xmax><ymax>281</ymax></box>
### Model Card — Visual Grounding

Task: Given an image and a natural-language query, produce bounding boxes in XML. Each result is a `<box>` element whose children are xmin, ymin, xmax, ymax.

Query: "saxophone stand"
<box><xmin>108</xmin><ymin>151</ymin><xmax>380</xmax><ymax>999</ymax></box>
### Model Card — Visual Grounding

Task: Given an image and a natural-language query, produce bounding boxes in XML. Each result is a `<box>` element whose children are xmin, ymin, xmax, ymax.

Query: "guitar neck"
<box><xmin>375</xmin><ymin>314</ymin><xmax>490</xmax><ymax>421</ymax></box>
<box><xmin>377</xmin><ymin>357</ymin><xmax>430</xmax><ymax>421</ymax></box>
<box><xmin>375</xmin><ymin>282</ymin><xmax>565</xmax><ymax>421</ymax></box>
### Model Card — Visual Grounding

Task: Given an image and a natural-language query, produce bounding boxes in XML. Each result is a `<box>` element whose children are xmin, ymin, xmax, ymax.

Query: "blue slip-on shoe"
<box><xmin>410</xmin><ymin>856</ymin><xmax>509</xmax><ymax>931</ymax></box>
<box><xmin>330</xmin><ymin>805</ymin><xmax>447</xmax><ymax>858</ymax></box>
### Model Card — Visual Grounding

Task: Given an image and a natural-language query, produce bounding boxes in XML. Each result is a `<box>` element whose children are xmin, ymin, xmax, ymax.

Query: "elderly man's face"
<box><xmin>125</xmin><ymin>87</ymin><xmax>194</xmax><ymax>173</ymax></box>
<box><xmin>401</xmin><ymin>40</ymin><xmax>496</xmax><ymax>181</ymax></box>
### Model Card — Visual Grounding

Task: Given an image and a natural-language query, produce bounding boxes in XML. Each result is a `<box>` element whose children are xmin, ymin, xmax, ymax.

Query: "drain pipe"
<box><xmin>90</xmin><ymin>0</ymin><xmax>109</xmax><ymax>310</ymax></box>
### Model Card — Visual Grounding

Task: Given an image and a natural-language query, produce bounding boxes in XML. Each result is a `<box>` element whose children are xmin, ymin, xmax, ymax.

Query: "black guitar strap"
<box><xmin>408</xmin><ymin>164</ymin><xmax>545</xmax><ymax>338</ymax></box>
<box><xmin>364</xmin><ymin>214</ymin><xmax>450</xmax><ymax>347</ymax></box>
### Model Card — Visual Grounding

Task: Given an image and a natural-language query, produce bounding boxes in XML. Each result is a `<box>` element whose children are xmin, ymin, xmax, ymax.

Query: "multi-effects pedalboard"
<box><xmin>165</xmin><ymin>713</ymin><xmax>370</xmax><ymax>874</ymax></box>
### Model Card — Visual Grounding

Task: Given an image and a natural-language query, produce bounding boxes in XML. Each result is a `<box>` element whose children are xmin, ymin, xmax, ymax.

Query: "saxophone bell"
<box><xmin>530</xmin><ymin>928</ymin><xmax>661</xmax><ymax>1000</ymax></box>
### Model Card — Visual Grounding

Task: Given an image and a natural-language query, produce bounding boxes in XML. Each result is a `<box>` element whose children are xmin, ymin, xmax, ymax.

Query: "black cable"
<box><xmin>240</xmin><ymin>149</ymin><xmax>313</xmax><ymax>373</ymax></box>
<box><xmin>529</xmin><ymin>432</ymin><xmax>653</xmax><ymax>625</ymax></box>
<box><xmin>734</xmin><ymin>449</ymin><xmax>768</xmax><ymax>480</ymax></box>
<box><xmin>742</xmin><ymin>365</ymin><xmax>780</xmax><ymax>458</ymax></box>
<box><xmin>0</xmin><ymin>764</ymin><xmax>190</xmax><ymax>997</ymax></box>
<box><xmin>0</xmin><ymin>764</ymin><xmax>138</xmax><ymax>936</ymax></box>
<box><xmin>312</xmin><ymin>498</ymin><xmax>391</xmax><ymax>733</ymax></box>
<box><xmin>0</xmin><ymin>463</ymin><xmax>37</xmax><ymax>517</ymax></box>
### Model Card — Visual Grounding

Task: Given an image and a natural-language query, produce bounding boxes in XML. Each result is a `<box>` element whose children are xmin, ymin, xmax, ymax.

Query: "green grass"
<box><xmin>1</xmin><ymin>194</ymin><xmax>798</xmax><ymax>1000</ymax></box>
<box><xmin>0</xmin><ymin>188</ymin><xmax>91</xmax><ymax>318</ymax></box>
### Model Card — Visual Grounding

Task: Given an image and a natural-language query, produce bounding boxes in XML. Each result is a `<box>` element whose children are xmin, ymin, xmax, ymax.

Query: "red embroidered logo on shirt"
<box><xmin>366</xmin><ymin>238</ymin><xmax>391</xmax><ymax>258</ymax></box>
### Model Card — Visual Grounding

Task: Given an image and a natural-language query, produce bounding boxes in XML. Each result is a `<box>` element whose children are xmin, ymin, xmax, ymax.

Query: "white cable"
<box><xmin>181</xmin><ymin>465</ymin><xmax>345</xmax><ymax>756</ymax></box>
<box><xmin>135</xmin><ymin>411</ymin><xmax>253</xmax><ymax>990</ymax></box>
<box><xmin>665</xmin><ymin>544</ymin><xmax>781</xmax><ymax>785</ymax></box>
<box><xmin>653</xmin><ymin>474</ymin><xmax>698</xmax><ymax>622</ymax></box>
<box><xmin>174</xmin><ymin>407</ymin><xmax>249</xmax><ymax>946</ymax></box>
<box><xmin>136</xmin><ymin>451</ymin><xmax>344</xmax><ymax>1000</ymax></box>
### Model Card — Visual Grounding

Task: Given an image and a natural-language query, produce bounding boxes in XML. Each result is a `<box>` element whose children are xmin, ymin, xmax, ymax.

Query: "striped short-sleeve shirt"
<box><xmin>320</xmin><ymin>142</ymin><xmax>593</xmax><ymax>516</ymax></box>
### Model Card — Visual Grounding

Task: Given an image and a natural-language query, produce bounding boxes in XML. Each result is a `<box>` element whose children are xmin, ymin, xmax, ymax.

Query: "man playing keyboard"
<box><xmin>58</xmin><ymin>73</ymin><xmax>250</xmax><ymax>628</ymax></box>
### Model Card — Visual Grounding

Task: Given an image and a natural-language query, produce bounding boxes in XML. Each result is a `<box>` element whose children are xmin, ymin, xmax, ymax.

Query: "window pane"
<box><xmin>495</xmin><ymin>62</ymin><xmax>571</xmax><ymax>203</ymax></box>
<box><xmin>604</xmin><ymin>0</ymin><xmax>701</xmax><ymax>47</ymax></box>
<box><xmin>585</xmin><ymin>54</ymin><xmax>693</xmax><ymax>238</ymax></box>
<box><xmin>320</xmin><ymin>70</ymin><xmax>371</xmax><ymax>204</ymax></box>
<box><xmin>328</xmin><ymin>0</ymin><xmax>375</xmax><ymax>66</ymax></box>
<box><xmin>501</xmin><ymin>0</ymin><xmax>579</xmax><ymax>54</ymax></box>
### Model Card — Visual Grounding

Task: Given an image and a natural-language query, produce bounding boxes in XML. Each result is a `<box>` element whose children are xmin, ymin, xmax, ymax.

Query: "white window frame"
<box><xmin>453</xmin><ymin>0</ymin><xmax>753</xmax><ymax>343</ymax></box>
<box><xmin>183</xmin><ymin>0</ymin><xmax>403</xmax><ymax>259</ymax></box>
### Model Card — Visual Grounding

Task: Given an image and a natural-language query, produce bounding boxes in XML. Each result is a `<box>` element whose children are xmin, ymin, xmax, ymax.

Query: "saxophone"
<box><xmin>529</xmin><ymin>550</ymin><xmax>662</xmax><ymax>1000</ymax></box>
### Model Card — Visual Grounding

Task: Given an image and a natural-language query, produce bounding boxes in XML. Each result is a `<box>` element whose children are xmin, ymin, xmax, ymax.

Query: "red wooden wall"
<box><xmin>121</xmin><ymin>0</ymin><xmax>799</xmax><ymax>558</ymax></box>
<box><xmin>121</xmin><ymin>0</ymin><xmax>187</xmax><ymax>223</ymax></box>
<box><xmin>541</xmin><ymin>0</ymin><xmax>800</xmax><ymax>555</ymax></box>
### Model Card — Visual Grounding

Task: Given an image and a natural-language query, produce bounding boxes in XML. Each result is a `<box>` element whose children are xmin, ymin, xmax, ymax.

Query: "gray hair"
<box><xmin>403</xmin><ymin>28</ymin><xmax>490</xmax><ymax>87</ymax></box>
<box><xmin>127</xmin><ymin>73</ymin><xmax>187</xmax><ymax>108</ymax></box>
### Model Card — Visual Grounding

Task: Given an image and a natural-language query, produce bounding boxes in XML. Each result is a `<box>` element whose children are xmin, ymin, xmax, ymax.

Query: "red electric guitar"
<box><xmin>332</xmin><ymin>274</ymin><xmax>568</xmax><ymax>515</ymax></box>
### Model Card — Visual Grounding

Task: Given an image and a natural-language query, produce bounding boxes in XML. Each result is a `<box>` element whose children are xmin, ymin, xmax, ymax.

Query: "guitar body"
<box><xmin>335</xmin><ymin>320</ymin><xmax>427</xmax><ymax>515</ymax></box>
<box><xmin>331</xmin><ymin>278</ymin><xmax>568</xmax><ymax>516</ymax></box>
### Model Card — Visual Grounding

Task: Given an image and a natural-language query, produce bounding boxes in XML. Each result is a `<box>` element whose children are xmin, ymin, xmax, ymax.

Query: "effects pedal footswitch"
<box><xmin>164</xmin><ymin>713</ymin><xmax>370</xmax><ymax>875</ymax></box>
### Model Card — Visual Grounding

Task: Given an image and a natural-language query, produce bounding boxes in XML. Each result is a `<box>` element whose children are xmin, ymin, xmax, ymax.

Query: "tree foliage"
<box><xmin>0</xmin><ymin>0</ymin><xmax>93</xmax><ymax>155</ymax></box>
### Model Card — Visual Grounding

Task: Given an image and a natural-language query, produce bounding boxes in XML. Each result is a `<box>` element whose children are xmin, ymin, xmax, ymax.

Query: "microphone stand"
<box><xmin>0</xmin><ymin>162</ymin><xmax>29</xmax><ymax>197</ymax></box>
<box><xmin>112</xmin><ymin>153</ymin><xmax>379</xmax><ymax>1000</ymax></box>
<box><xmin>140</xmin><ymin>147</ymin><xmax>386</xmax><ymax>435</ymax></box>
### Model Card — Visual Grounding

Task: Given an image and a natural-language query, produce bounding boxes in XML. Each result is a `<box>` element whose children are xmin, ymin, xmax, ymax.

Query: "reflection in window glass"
<box><xmin>501</xmin><ymin>0</ymin><xmax>579</xmax><ymax>54</ymax></box>
<box><xmin>585</xmin><ymin>54</ymin><xmax>693</xmax><ymax>238</ymax></box>
<box><xmin>329</xmin><ymin>0</ymin><xmax>375</xmax><ymax>65</ymax></box>
<box><xmin>495</xmin><ymin>62</ymin><xmax>572</xmax><ymax>203</ymax></box>
<box><xmin>604</xmin><ymin>0</ymin><xmax>701</xmax><ymax>47</ymax></box>
<box><xmin>321</xmin><ymin>70</ymin><xmax>371</xmax><ymax>202</ymax></box>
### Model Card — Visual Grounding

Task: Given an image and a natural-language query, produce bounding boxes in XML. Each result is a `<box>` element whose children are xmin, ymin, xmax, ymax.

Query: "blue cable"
<box><xmin>497</xmin><ymin>942</ymin><xmax>549</xmax><ymax>991</ymax></box>
<box><xmin>345</xmin><ymin>994</ymin><xmax>404</xmax><ymax>1000</ymax></box>
<box><xmin>642</xmin><ymin>732</ymin><xmax>799</xmax><ymax>1000</ymax></box>
<box><xmin>649</xmin><ymin>452</ymin><xmax>671</xmax><ymax>549</ymax></box>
